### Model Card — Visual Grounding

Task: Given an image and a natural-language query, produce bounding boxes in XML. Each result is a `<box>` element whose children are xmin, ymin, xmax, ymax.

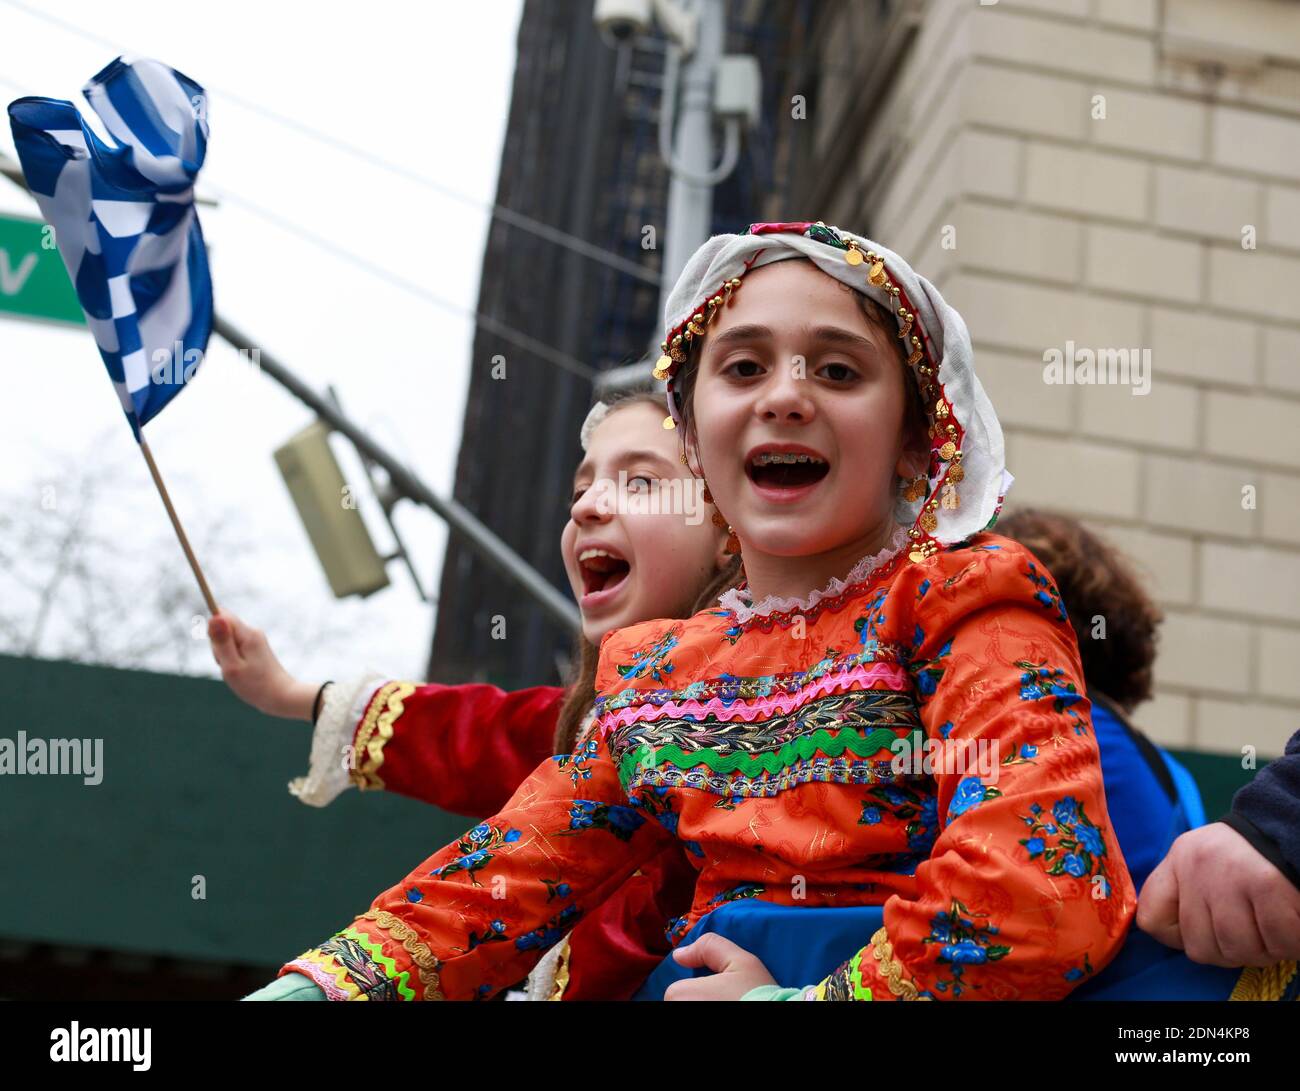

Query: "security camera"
<box><xmin>594</xmin><ymin>0</ymin><xmax>652</xmax><ymax>46</ymax></box>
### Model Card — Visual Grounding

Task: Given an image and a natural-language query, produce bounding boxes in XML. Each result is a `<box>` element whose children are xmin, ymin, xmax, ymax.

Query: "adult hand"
<box><xmin>1138</xmin><ymin>822</ymin><xmax>1300</xmax><ymax>966</ymax></box>
<box><xmin>208</xmin><ymin>609</ymin><xmax>318</xmax><ymax>721</ymax></box>
<box><xmin>662</xmin><ymin>934</ymin><xmax>778</xmax><ymax>1000</ymax></box>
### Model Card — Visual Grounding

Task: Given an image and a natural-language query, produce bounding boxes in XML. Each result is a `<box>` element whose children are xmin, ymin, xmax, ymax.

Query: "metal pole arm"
<box><xmin>212</xmin><ymin>314</ymin><xmax>580</xmax><ymax>635</ymax></box>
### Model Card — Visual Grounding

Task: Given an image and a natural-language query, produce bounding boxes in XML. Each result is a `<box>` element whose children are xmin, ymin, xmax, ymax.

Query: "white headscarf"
<box><xmin>652</xmin><ymin>221</ymin><xmax>1012</xmax><ymax>558</ymax></box>
<box><xmin>578</xmin><ymin>400</ymin><xmax>610</xmax><ymax>452</ymax></box>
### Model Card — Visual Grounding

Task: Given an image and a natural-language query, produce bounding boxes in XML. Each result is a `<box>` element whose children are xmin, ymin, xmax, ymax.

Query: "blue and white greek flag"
<box><xmin>8</xmin><ymin>57</ymin><xmax>212</xmax><ymax>440</ymax></box>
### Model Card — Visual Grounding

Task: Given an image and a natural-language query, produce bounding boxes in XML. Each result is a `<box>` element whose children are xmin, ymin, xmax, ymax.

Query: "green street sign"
<box><xmin>0</xmin><ymin>213</ymin><xmax>85</xmax><ymax>326</ymax></box>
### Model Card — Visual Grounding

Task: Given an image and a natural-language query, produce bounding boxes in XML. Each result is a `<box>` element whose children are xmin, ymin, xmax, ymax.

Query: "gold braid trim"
<box><xmin>547</xmin><ymin>937</ymin><xmax>572</xmax><ymax>1001</ymax></box>
<box><xmin>356</xmin><ymin>909</ymin><xmax>444</xmax><ymax>1001</ymax></box>
<box><xmin>869</xmin><ymin>926</ymin><xmax>928</xmax><ymax>1000</ymax></box>
<box><xmin>351</xmin><ymin>681</ymin><xmax>417</xmax><ymax>791</ymax></box>
<box><xmin>1230</xmin><ymin>961</ymin><xmax>1299</xmax><ymax>1002</ymax></box>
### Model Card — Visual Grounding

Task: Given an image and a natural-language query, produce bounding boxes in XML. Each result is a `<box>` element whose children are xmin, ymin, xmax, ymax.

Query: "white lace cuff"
<box><xmin>287</xmin><ymin>672</ymin><xmax>387</xmax><ymax>808</ymax></box>
<box><xmin>523</xmin><ymin>935</ymin><xmax>571</xmax><ymax>1001</ymax></box>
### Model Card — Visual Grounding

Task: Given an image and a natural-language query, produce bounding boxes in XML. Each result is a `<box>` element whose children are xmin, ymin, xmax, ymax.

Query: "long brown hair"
<box><xmin>552</xmin><ymin>389</ymin><xmax>742</xmax><ymax>752</ymax></box>
<box><xmin>995</xmin><ymin>508</ymin><xmax>1163</xmax><ymax>713</ymax></box>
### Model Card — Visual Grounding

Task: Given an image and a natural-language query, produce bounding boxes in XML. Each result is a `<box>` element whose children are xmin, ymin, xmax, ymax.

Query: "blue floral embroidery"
<box><xmin>542</xmin><ymin>877</ymin><xmax>572</xmax><ymax>902</ymax></box>
<box><xmin>912</xmin><ymin>795</ymin><xmax>939</xmax><ymax>854</ymax></box>
<box><xmin>432</xmin><ymin>822</ymin><xmax>522</xmax><ymax>885</ymax></box>
<box><xmin>1000</xmin><ymin>741</ymin><xmax>1041</xmax><ymax>770</ymax></box>
<box><xmin>946</xmin><ymin>776</ymin><xmax>1003</xmax><ymax>822</ymax></box>
<box><xmin>922</xmin><ymin>900</ymin><xmax>1010</xmax><ymax>997</ymax></box>
<box><xmin>633</xmin><ymin>785</ymin><xmax>704</xmax><ymax>856</ymax></box>
<box><xmin>854</xmin><ymin>588</ymin><xmax>890</xmax><ymax>658</ymax></box>
<box><xmin>1015</xmin><ymin>659</ymin><xmax>1087</xmax><ymax>735</ymax></box>
<box><xmin>708</xmin><ymin>608</ymin><xmax>744</xmax><ymax>645</ymax></box>
<box><xmin>1024</xmin><ymin>562</ymin><xmax>1069</xmax><ymax>624</ymax></box>
<box><xmin>1019</xmin><ymin>796</ymin><xmax>1113</xmax><ymax>893</ymax></box>
<box><xmin>515</xmin><ymin>905</ymin><xmax>581</xmax><ymax>952</ymax></box>
<box><xmin>563</xmin><ymin>800</ymin><xmax>645</xmax><ymax>841</ymax></box>
<box><xmin>861</xmin><ymin>783</ymin><xmax>939</xmax><ymax>855</ymax></box>
<box><xmin>705</xmin><ymin>883</ymin><xmax>765</xmax><ymax>910</ymax></box>
<box><xmin>911</xmin><ymin>638</ymin><xmax>953</xmax><ymax>699</ymax></box>
<box><xmin>466</xmin><ymin>918</ymin><xmax>509</xmax><ymax>950</ymax></box>
<box><xmin>552</xmin><ymin>737</ymin><xmax>599</xmax><ymax>787</ymax></box>
<box><xmin>616</xmin><ymin>627</ymin><xmax>680</xmax><ymax>684</ymax></box>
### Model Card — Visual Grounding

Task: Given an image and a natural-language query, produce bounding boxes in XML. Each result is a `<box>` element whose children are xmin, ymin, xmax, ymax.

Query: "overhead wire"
<box><xmin>0</xmin><ymin>0</ymin><xmax>661</xmax><ymax>286</ymax></box>
<box><xmin>0</xmin><ymin>38</ymin><xmax>597</xmax><ymax>382</ymax></box>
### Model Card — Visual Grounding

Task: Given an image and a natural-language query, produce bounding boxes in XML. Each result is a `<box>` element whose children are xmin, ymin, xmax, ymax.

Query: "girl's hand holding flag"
<box><xmin>208</xmin><ymin>611</ymin><xmax>320</xmax><ymax>722</ymax></box>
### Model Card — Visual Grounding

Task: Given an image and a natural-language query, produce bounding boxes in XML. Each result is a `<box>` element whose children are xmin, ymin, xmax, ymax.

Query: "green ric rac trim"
<box><xmin>620</xmin><ymin>726</ymin><xmax>915</xmax><ymax>783</ymax></box>
<box><xmin>341</xmin><ymin>925</ymin><xmax>416</xmax><ymax>1001</ymax></box>
<box><xmin>848</xmin><ymin>949</ymin><xmax>874</xmax><ymax>1000</ymax></box>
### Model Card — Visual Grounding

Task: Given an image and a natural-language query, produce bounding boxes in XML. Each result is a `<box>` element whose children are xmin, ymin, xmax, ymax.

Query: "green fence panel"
<box><xmin>0</xmin><ymin>654</ymin><xmax>471</xmax><ymax>968</ymax></box>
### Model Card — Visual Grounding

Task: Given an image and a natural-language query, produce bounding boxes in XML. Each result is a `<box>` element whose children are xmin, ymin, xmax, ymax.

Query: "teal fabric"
<box><xmin>242</xmin><ymin>973</ymin><xmax>327</xmax><ymax>1001</ymax></box>
<box><xmin>742</xmin><ymin>984</ymin><xmax>805</xmax><ymax>1001</ymax></box>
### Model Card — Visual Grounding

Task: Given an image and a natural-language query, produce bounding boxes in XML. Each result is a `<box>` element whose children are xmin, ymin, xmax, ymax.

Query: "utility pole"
<box><xmin>660</xmin><ymin>0</ymin><xmax>726</xmax><ymax>319</ymax></box>
<box><xmin>594</xmin><ymin>0</ymin><xmax>757</xmax><ymax>397</ymax></box>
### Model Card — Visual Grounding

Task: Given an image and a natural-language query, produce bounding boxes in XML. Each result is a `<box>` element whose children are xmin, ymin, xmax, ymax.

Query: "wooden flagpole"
<box><xmin>138</xmin><ymin>438</ymin><xmax>219</xmax><ymax>615</ymax></box>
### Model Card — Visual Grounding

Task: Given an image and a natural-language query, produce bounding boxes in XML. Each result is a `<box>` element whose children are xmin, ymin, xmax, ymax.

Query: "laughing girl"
<box><xmin>218</xmin><ymin>391</ymin><xmax>737</xmax><ymax>1000</ymax></box>
<box><xmin>264</xmin><ymin>223</ymin><xmax>1136</xmax><ymax>1001</ymax></box>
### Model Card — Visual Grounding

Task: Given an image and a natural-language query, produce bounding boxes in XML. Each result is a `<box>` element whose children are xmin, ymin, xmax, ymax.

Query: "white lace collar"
<box><xmin>717</xmin><ymin>525</ymin><xmax>910</xmax><ymax>625</ymax></box>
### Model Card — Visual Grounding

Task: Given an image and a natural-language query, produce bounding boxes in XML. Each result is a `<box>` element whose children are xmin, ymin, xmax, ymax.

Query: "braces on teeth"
<box><xmin>752</xmin><ymin>452</ymin><xmax>826</xmax><ymax>465</ymax></box>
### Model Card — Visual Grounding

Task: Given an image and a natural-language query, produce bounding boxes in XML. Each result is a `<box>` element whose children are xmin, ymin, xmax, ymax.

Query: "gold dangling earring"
<box><xmin>725</xmin><ymin>525</ymin><xmax>741</xmax><ymax>555</ymax></box>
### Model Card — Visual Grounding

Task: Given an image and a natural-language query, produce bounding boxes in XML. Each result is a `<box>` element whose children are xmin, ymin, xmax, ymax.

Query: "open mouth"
<box><xmin>746</xmin><ymin>450</ymin><xmax>830</xmax><ymax>490</ymax></box>
<box><xmin>577</xmin><ymin>547</ymin><xmax>631</xmax><ymax>597</ymax></box>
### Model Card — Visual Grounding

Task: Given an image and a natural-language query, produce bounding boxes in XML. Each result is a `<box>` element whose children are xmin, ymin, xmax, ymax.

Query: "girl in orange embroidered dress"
<box><xmin>269</xmin><ymin>222</ymin><xmax>1136</xmax><ymax>1001</ymax></box>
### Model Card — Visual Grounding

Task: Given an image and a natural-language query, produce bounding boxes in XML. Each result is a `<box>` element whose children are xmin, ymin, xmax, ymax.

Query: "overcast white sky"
<box><xmin>0</xmin><ymin>0</ymin><xmax>524</xmax><ymax>682</ymax></box>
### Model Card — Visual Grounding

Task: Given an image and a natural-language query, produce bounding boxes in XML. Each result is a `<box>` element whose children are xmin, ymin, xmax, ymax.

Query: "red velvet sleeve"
<box><xmin>561</xmin><ymin>844</ymin><xmax>699</xmax><ymax>1000</ymax></box>
<box><xmin>350</xmin><ymin>681</ymin><xmax>564</xmax><ymax>816</ymax></box>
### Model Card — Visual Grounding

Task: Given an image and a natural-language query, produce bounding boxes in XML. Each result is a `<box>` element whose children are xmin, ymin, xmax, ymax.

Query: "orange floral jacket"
<box><xmin>279</xmin><ymin>533</ymin><xmax>1135</xmax><ymax>1000</ymax></box>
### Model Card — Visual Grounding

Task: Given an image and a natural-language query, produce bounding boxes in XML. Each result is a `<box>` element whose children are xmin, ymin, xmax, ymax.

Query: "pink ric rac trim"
<box><xmin>282</xmin><ymin>960</ymin><xmax>354</xmax><ymax>1001</ymax></box>
<box><xmin>598</xmin><ymin>661</ymin><xmax>909</xmax><ymax>732</ymax></box>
